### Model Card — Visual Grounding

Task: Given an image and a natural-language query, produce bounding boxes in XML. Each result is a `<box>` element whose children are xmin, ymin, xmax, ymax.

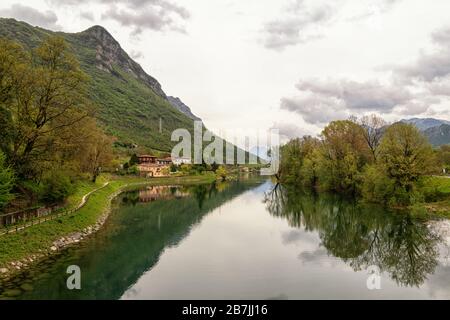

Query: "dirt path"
<box><xmin>0</xmin><ymin>182</ymin><xmax>110</xmax><ymax>237</ymax></box>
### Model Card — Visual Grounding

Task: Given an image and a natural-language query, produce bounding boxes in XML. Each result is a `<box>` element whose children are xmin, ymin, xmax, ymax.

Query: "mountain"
<box><xmin>400</xmin><ymin>118</ymin><xmax>450</xmax><ymax>131</ymax></box>
<box><xmin>167</xmin><ymin>96</ymin><xmax>201</xmax><ymax>121</ymax></box>
<box><xmin>0</xmin><ymin>18</ymin><xmax>198</xmax><ymax>153</ymax></box>
<box><xmin>399</xmin><ymin>118</ymin><xmax>450</xmax><ymax>146</ymax></box>
<box><xmin>423</xmin><ymin>124</ymin><xmax>450</xmax><ymax>147</ymax></box>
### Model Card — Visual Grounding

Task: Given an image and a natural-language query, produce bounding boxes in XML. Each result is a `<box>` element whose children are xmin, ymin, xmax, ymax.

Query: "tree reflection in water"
<box><xmin>264</xmin><ymin>183</ymin><xmax>443</xmax><ymax>287</ymax></box>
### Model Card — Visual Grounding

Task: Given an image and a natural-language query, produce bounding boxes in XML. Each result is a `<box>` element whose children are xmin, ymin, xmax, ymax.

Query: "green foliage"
<box><xmin>361</xmin><ymin>165</ymin><xmax>395</xmax><ymax>205</ymax></box>
<box><xmin>216</xmin><ymin>166</ymin><xmax>228</xmax><ymax>181</ymax></box>
<box><xmin>129</xmin><ymin>154</ymin><xmax>139</xmax><ymax>166</ymax></box>
<box><xmin>39</xmin><ymin>170</ymin><xmax>75</xmax><ymax>204</ymax></box>
<box><xmin>0</xmin><ymin>151</ymin><xmax>15</xmax><ymax>208</ymax></box>
<box><xmin>127</xmin><ymin>165</ymin><xmax>139</xmax><ymax>175</ymax></box>
<box><xmin>279</xmin><ymin>116</ymin><xmax>441</xmax><ymax>208</ymax></box>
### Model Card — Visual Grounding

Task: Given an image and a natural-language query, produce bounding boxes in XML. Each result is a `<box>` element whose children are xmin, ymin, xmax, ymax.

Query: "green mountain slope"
<box><xmin>423</xmin><ymin>124</ymin><xmax>450</xmax><ymax>147</ymax></box>
<box><xmin>0</xmin><ymin>18</ymin><xmax>196</xmax><ymax>153</ymax></box>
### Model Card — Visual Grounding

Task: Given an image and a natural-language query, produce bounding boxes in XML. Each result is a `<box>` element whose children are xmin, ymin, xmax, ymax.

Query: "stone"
<box><xmin>50</xmin><ymin>246</ymin><xmax>57</xmax><ymax>251</ymax></box>
<box><xmin>0</xmin><ymin>268</ymin><xmax>8</xmax><ymax>274</ymax></box>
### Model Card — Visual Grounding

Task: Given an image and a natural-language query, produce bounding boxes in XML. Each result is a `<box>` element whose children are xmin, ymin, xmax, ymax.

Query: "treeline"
<box><xmin>279</xmin><ymin>115</ymin><xmax>449</xmax><ymax>207</ymax></box>
<box><xmin>0</xmin><ymin>37</ymin><xmax>113</xmax><ymax>209</ymax></box>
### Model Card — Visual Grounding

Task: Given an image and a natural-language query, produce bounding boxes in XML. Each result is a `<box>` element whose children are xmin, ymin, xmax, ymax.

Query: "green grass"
<box><xmin>0</xmin><ymin>173</ymin><xmax>215</xmax><ymax>268</ymax></box>
<box><xmin>419</xmin><ymin>176</ymin><xmax>450</xmax><ymax>218</ymax></box>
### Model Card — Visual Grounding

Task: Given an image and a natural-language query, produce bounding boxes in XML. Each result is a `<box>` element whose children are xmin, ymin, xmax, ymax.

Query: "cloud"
<box><xmin>262</xmin><ymin>1</ymin><xmax>334</xmax><ymax>50</ymax></box>
<box><xmin>272</xmin><ymin>122</ymin><xmax>310</xmax><ymax>140</ymax></box>
<box><xmin>0</xmin><ymin>4</ymin><xmax>59</xmax><ymax>29</ymax></box>
<box><xmin>80</xmin><ymin>11</ymin><xmax>95</xmax><ymax>21</ymax></box>
<box><xmin>394</xmin><ymin>27</ymin><xmax>450</xmax><ymax>84</ymax></box>
<box><xmin>130</xmin><ymin>50</ymin><xmax>144</xmax><ymax>60</ymax></box>
<box><xmin>281</xmin><ymin>78</ymin><xmax>413</xmax><ymax>124</ymax></box>
<box><xmin>262</xmin><ymin>0</ymin><xmax>402</xmax><ymax>50</ymax></box>
<box><xmin>281</xmin><ymin>96</ymin><xmax>348</xmax><ymax>125</ymax></box>
<box><xmin>48</xmin><ymin>0</ymin><xmax>190</xmax><ymax>34</ymax></box>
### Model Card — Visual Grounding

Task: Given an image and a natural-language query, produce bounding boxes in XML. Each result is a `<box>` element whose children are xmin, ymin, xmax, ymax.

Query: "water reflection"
<box><xmin>1</xmin><ymin>180</ymin><xmax>261</xmax><ymax>300</ymax></box>
<box><xmin>264</xmin><ymin>183</ymin><xmax>443</xmax><ymax>287</ymax></box>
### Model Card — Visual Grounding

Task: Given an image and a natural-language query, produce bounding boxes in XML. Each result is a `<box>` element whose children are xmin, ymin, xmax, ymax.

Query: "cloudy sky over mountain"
<box><xmin>1</xmin><ymin>0</ymin><xmax>450</xmax><ymax>140</ymax></box>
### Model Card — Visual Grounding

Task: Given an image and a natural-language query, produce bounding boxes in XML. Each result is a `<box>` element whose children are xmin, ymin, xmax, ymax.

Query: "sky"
<box><xmin>2</xmin><ymin>0</ymin><xmax>450</xmax><ymax>142</ymax></box>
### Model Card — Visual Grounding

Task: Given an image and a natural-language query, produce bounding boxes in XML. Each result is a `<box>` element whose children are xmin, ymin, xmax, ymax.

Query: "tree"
<box><xmin>82</xmin><ymin>125</ymin><xmax>113</xmax><ymax>183</ymax></box>
<box><xmin>359</xmin><ymin>114</ymin><xmax>387</xmax><ymax>162</ymax></box>
<box><xmin>437</xmin><ymin>145</ymin><xmax>450</xmax><ymax>173</ymax></box>
<box><xmin>0</xmin><ymin>151</ymin><xmax>15</xmax><ymax>209</ymax></box>
<box><xmin>129</xmin><ymin>154</ymin><xmax>139</xmax><ymax>166</ymax></box>
<box><xmin>364</xmin><ymin>123</ymin><xmax>437</xmax><ymax>205</ymax></box>
<box><xmin>0</xmin><ymin>37</ymin><xmax>92</xmax><ymax>179</ymax></box>
<box><xmin>279</xmin><ymin>136</ymin><xmax>320</xmax><ymax>185</ymax></box>
<box><xmin>319</xmin><ymin>120</ymin><xmax>371</xmax><ymax>193</ymax></box>
<box><xmin>379</xmin><ymin>123</ymin><xmax>435</xmax><ymax>192</ymax></box>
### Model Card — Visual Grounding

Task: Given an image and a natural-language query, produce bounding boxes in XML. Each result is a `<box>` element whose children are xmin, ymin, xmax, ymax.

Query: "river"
<box><xmin>1</xmin><ymin>177</ymin><xmax>449</xmax><ymax>299</ymax></box>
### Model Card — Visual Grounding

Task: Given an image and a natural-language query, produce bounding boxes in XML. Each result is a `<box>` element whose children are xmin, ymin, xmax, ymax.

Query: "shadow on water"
<box><xmin>1</xmin><ymin>179</ymin><xmax>264</xmax><ymax>300</ymax></box>
<box><xmin>263</xmin><ymin>183</ymin><xmax>443</xmax><ymax>288</ymax></box>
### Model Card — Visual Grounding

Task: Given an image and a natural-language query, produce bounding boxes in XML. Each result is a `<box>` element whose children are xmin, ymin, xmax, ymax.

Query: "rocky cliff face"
<box><xmin>78</xmin><ymin>25</ymin><xmax>167</xmax><ymax>98</ymax></box>
<box><xmin>167</xmin><ymin>96</ymin><xmax>201</xmax><ymax>121</ymax></box>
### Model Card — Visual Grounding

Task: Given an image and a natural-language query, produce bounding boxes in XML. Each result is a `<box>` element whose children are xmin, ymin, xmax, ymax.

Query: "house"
<box><xmin>137</xmin><ymin>155</ymin><xmax>172</xmax><ymax>177</ymax></box>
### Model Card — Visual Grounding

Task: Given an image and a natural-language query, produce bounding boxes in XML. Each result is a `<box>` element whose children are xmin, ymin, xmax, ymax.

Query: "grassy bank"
<box><xmin>0</xmin><ymin>174</ymin><xmax>215</xmax><ymax>268</ymax></box>
<box><xmin>419</xmin><ymin>176</ymin><xmax>450</xmax><ymax>218</ymax></box>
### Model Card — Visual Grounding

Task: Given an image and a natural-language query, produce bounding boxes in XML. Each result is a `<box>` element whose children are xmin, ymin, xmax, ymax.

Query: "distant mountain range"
<box><xmin>400</xmin><ymin>118</ymin><xmax>450</xmax><ymax>146</ymax></box>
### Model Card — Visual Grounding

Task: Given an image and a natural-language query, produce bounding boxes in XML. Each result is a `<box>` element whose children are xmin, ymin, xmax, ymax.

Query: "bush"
<box><xmin>216</xmin><ymin>166</ymin><xmax>228</xmax><ymax>181</ymax></box>
<box><xmin>40</xmin><ymin>171</ymin><xmax>75</xmax><ymax>204</ymax></box>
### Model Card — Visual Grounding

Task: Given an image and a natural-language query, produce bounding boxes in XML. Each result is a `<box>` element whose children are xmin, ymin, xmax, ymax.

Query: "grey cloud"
<box><xmin>272</xmin><ymin>122</ymin><xmax>309</xmax><ymax>139</ymax></box>
<box><xmin>281</xmin><ymin>229</ymin><xmax>319</xmax><ymax>245</ymax></box>
<box><xmin>281</xmin><ymin>96</ymin><xmax>348</xmax><ymax>125</ymax></box>
<box><xmin>80</xmin><ymin>11</ymin><xmax>95</xmax><ymax>21</ymax></box>
<box><xmin>48</xmin><ymin>0</ymin><xmax>189</xmax><ymax>34</ymax></box>
<box><xmin>281</xmin><ymin>78</ymin><xmax>413</xmax><ymax>124</ymax></box>
<box><xmin>262</xmin><ymin>3</ymin><xmax>333</xmax><ymax>50</ymax></box>
<box><xmin>298</xmin><ymin>248</ymin><xmax>329</xmax><ymax>264</ymax></box>
<box><xmin>262</xmin><ymin>0</ymin><xmax>401</xmax><ymax>50</ymax></box>
<box><xmin>395</xmin><ymin>27</ymin><xmax>450</xmax><ymax>83</ymax></box>
<box><xmin>0</xmin><ymin>4</ymin><xmax>59</xmax><ymax>29</ymax></box>
<box><xmin>296</xmin><ymin>79</ymin><xmax>412</xmax><ymax>111</ymax></box>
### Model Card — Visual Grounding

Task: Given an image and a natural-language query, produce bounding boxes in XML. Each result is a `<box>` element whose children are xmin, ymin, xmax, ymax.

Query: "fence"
<box><xmin>0</xmin><ymin>183</ymin><xmax>104</xmax><ymax>236</ymax></box>
<box><xmin>0</xmin><ymin>203</ymin><xmax>69</xmax><ymax>234</ymax></box>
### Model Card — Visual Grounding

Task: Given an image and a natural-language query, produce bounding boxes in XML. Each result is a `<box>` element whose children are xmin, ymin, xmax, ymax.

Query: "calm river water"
<box><xmin>1</xmin><ymin>177</ymin><xmax>450</xmax><ymax>299</ymax></box>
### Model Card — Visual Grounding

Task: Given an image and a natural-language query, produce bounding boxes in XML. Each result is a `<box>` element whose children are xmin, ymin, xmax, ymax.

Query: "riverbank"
<box><xmin>420</xmin><ymin>176</ymin><xmax>450</xmax><ymax>218</ymax></box>
<box><xmin>0</xmin><ymin>174</ymin><xmax>216</xmax><ymax>279</ymax></box>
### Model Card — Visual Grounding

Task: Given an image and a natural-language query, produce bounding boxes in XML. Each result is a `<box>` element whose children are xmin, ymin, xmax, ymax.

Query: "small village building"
<box><xmin>137</xmin><ymin>155</ymin><xmax>172</xmax><ymax>178</ymax></box>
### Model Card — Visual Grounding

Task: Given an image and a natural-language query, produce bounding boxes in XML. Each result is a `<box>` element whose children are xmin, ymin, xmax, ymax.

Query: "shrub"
<box><xmin>40</xmin><ymin>170</ymin><xmax>75</xmax><ymax>204</ymax></box>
